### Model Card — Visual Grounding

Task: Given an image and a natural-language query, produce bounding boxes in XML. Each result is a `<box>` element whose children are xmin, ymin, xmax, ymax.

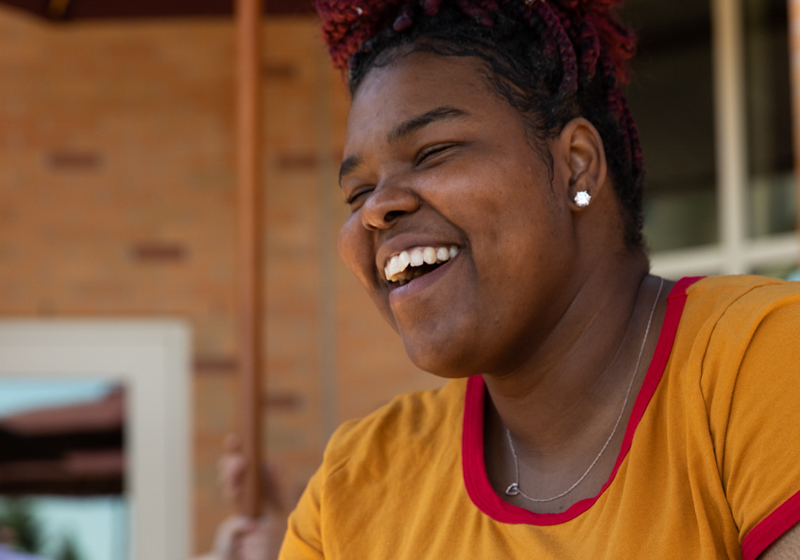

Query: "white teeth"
<box><xmin>384</xmin><ymin>245</ymin><xmax>461</xmax><ymax>283</ymax></box>
<box><xmin>389</xmin><ymin>255</ymin><xmax>401</xmax><ymax>276</ymax></box>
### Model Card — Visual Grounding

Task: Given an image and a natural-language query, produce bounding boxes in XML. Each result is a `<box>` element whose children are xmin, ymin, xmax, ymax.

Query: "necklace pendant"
<box><xmin>505</xmin><ymin>483</ymin><xmax>520</xmax><ymax>496</ymax></box>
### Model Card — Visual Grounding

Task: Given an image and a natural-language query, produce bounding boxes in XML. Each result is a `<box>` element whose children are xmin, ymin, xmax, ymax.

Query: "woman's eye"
<box><xmin>416</xmin><ymin>143</ymin><xmax>456</xmax><ymax>165</ymax></box>
<box><xmin>345</xmin><ymin>188</ymin><xmax>372</xmax><ymax>207</ymax></box>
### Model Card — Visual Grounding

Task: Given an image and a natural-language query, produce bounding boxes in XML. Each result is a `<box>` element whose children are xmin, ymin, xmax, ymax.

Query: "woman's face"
<box><xmin>338</xmin><ymin>52</ymin><xmax>582</xmax><ymax>378</ymax></box>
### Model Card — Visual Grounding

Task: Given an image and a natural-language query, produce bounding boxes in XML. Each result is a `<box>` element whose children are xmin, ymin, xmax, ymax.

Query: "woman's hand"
<box><xmin>219</xmin><ymin>433</ymin><xmax>248</xmax><ymax>505</ymax></box>
<box><xmin>211</xmin><ymin>515</ymin><xmax>251</xmax><ymax>560</ymax></box>
<box><xmin>208</xmin><ymin>434</ymin><xmax>287</xmax><ymax>560</ymax></box>
<box><xmin>212</xmin><ymin>515</ymin><xmax>286</xmax><ymax>560</ymax></box>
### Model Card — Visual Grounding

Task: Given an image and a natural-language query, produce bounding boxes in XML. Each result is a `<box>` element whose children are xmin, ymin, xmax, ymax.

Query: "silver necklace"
<box><xmin>504</xmin><ymin>278</ymin><xmax>664</xmax><ymax>503</ymax></box>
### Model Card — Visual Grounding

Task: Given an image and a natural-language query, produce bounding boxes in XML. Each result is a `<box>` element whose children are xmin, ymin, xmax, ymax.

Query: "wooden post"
<box><xmin>790</xmin><ymin>0</ymin><xmax>800</xmax><ymax>256</ymax></box>
<box><xmin>236</xmin><ymin>0</ymin><xmax>264</xmax><ymax>518</ymax></box>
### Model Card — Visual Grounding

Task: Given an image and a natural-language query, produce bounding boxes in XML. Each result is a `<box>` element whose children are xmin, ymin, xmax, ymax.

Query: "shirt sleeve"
<box><xmin>711</xmin><ymin>287</ymin><xmax>800</xmax><ymax>560</ymax></box>
<box><xmin>278</xmin><ymin>465</ymin><xmax>325</xmax><ymax>560</ymax></box>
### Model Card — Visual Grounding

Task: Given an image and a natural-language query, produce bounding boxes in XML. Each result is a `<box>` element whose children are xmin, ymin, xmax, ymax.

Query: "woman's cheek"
<box><xmin>337</xmin><ymin>216</ymin><xmax>372</xmax><ymax>286</ymax></box>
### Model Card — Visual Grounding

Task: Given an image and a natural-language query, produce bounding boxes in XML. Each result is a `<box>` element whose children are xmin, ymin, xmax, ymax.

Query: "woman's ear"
<box><xmin>552</xmin><ymin>117</ymin><xmax>608</xmax><ymax>211</ymax></box>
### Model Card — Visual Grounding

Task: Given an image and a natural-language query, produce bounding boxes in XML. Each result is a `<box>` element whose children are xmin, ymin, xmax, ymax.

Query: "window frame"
<box><xmin>649</xmin><ymin>0</ymin><xmax>800</xmax><ymax>278</ymax></box>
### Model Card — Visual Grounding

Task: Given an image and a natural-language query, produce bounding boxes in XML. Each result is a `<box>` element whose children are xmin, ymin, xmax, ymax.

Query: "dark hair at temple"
<box><xmin>317</xmin><ymin>0</ymin><xmax>645</xmax><ymax>250</ymax></box>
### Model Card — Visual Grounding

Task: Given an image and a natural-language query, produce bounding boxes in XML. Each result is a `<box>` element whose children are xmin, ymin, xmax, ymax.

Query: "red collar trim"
<box><xmin>461</xmin><ymin>276</ymin><xmax>702</xmax><ymax>525</ymax></box>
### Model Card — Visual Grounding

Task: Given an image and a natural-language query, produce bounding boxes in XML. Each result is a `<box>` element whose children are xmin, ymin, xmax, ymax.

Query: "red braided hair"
<box><xmin>317</xmin><ymin>0</ymin><xmax>635</xmax><ymax>83</ymax></box>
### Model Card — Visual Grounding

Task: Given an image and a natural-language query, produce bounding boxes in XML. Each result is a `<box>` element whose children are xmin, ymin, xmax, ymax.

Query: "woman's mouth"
<box><xmin>383</xmin><ymin>245</ymin><xmax>460</xmax><ymax>286</ymax></box>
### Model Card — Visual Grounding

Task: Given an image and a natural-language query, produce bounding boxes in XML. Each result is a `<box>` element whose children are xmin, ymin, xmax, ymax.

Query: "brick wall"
<box><xmin>0</xmin><ymin>7</ymin><xmax>443</xmax><ymax>553</ymax></box>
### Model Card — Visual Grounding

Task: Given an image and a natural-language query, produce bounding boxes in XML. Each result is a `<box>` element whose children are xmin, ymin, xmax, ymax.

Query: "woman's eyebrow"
<box><xmin>339</xmin><ymin>154</ymin><xmax>363</xmax><ymax>186</ymax></box>
<box><xmin>387</xmin><ymin>106</ymin><xmax>469</xmax><ymax>145</ymax></box>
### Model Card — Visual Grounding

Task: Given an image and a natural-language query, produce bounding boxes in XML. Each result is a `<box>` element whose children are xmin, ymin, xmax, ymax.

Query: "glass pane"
<box><xmin>744</xmin><ymin>0</ymin><xmax>798</xmax><ymax>237</ymax></box>
<box><xmin>623</xmin><ymin>0</ymin><xmax>718</xmax><ymax>252</ymax></box>
<box><xmin>0</xmin><ymin>378</ymin><xmax>128</xmax><ymax>560</ymax></box>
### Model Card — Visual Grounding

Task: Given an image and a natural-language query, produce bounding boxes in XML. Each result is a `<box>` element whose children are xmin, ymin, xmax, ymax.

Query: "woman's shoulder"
<box><xmin>677</xmin><ymin>274</ymin><xmax>799</xmax><ymax>341</ymax></box>
<box><xmin>685</xmin><ymin>274</ymin><xmax>799</xmax><ymax>312</ymax></box>
<box><xmin>672</xmin><ymin>273</ymin><xmax>800</xmax><ymax>405</ymax></box>
<box><xmin>321</xmin><ymin>379</ymin><xmax>467</xmax><ymax>476</ymax></box>
<box><xmin>675</xmin><ymin>276</ymin><xmax>800</xmax><ymax>555</ymax></box>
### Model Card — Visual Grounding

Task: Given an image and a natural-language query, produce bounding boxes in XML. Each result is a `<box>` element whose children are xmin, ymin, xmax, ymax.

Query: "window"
<box><xmin>623</xmin><ymin>0</ymin><xmax>799</xmax><ymax>279</ymax></box>
<box><xmin>0</xmin><ymin>321</ymin><xmax>191</xmax><ymax>560</ymax></box>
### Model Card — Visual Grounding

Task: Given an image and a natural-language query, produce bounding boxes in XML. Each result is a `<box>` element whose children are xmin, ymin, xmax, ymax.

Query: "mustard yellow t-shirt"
<box><xmin>280</xmin><ymin>276</ymin><xmax>800</xmax><ymax>560</ymax></box>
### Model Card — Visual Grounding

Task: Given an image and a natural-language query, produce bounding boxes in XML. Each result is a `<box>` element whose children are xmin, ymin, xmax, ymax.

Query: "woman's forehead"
<box><xmin>345</xmin><ymin>53</ymin><xmax>504</xmax><ymax>140</ymax></box>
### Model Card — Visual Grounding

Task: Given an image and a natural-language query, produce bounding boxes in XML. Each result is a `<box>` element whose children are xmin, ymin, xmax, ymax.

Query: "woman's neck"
<box><xmin>481</xmin><ymin>258</ymin><xmax>673</xmax><ymax>514</ymax></box>
<box><xmin>482</xmin><ymin>255</ymin><xmax>659</xmax><ymax>465</ymax></box>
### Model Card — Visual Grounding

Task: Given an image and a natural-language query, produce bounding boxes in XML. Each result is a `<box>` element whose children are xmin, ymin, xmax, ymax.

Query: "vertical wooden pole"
<box><xmin>790</xmin><ymin>0</ymin><xmax>800</xmax><ymax>255</ymax></box>
<box><xmin>236</xmin><ymin>0</ymin><xmax>264</xmax><ymax>518</ymax></box>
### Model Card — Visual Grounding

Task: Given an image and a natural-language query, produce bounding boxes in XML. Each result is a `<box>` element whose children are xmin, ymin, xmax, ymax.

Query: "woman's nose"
<box><xmin>360</xmin><ymin>184</ymin><xmax>421</xmax><ymax>230</ymax></box>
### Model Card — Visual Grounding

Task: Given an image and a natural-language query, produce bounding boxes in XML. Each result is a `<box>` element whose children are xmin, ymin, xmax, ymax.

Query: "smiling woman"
<box><xmin>260</xmin><ymin>1</ymin><xmax>800</xmax><ymax>559</ymax></box>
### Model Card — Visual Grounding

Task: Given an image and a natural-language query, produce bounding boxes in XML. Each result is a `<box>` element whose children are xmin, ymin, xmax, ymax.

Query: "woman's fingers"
<box><xmin>213</xmin><ymin>515</ymin><xmax>254</xmax><ymax>560</ymax></box>
<box><xmin>218</xmin><ymin>434</ymin><xmax>247</xmax><ymax>504</ymax></box>
<box><xmin>212</xmin><ymin>514</ymin><xmax>286</xmax><ymax>560</ymax></box>
<box><xmin>239</xmin><ymin>516</ymin><xmax>287</xmax><ymax>560</ymax></box>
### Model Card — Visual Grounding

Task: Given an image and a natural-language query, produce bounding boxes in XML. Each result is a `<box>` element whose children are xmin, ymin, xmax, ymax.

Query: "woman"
<box><xmin>261</xmin><ymin>0</ymin><xmax>800</xmax><ymax>558</ymax></box>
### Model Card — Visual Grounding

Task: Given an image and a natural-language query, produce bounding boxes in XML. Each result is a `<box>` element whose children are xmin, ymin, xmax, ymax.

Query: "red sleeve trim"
<box><xmin>742</xmin><ymin>489</ymin><xmax>800</xmax><ymax>560</ymax></box>
<box><xmin>461</xmin><ymin>276</ymin><xmax>703</xmax><ymax>525</ymax></box>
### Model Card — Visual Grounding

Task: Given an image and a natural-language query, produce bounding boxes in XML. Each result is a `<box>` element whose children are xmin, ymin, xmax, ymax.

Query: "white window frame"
<box><xmin>650</xmin><ymin>0</ymin><xmax>800</xmax><ymax>278</ymax></box>
<box><xmin>0</xmin><ymin>320</ymin><xmax>192</xmax><ymax>560</ymax></box>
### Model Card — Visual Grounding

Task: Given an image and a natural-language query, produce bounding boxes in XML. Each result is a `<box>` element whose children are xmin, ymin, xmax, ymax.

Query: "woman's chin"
<box><xmin>401</xmin><ymin>336</ymin><xmax>480</xmax><ymax>380</ymax></box>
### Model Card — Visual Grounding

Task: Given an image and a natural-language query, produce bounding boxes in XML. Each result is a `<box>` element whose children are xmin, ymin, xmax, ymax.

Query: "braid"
<box><xmin>533</xmin><ymin>1</ymin><xmax>578</xmax><ymax>94</ymax></box>
<box><xmin>455</xmin><ymin>0</ymin><xmax>498</xmax><ymax>26</ymax></box>
<box><xmin>393</xmin><ymin>5</ymin><xmax>415</xmax><ymax>31</ymax></box>
<box><xmin>422</xmin><ymin>0</ymin><xmax>443</xmax><ymax>16</ymax></box>
<box><xmin>317</xmin><ymin>0</ymin><xmax>645</xmax><ymax>250</ymax></box>
<box><xmin>577</xmin><ymin>19</ymin><xmax>601</xmax><ymax>80</ymax></box>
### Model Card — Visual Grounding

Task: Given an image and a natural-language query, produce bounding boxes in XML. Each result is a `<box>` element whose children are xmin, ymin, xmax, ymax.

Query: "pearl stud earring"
<box><xmin>574</xmin><ymin>191</ymin><xmax>591</xmax><ymax>208</ymax></box>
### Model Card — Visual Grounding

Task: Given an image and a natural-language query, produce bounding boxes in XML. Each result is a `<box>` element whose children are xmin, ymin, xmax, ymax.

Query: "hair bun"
<box><xmin>317</xmin><ymin>0</ymin><xmax>399</xmax><ymax>70</ymax></box>
<box><xmin>317</xmin><ymin>0</ymin><xmax>635</xmax><ymax>82</ymax></box>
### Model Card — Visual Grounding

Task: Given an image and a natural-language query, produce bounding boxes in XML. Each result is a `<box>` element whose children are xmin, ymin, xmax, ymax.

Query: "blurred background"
<box><xmin>0</xmin><ymin>379</ymin><xmax>126</xmax><ymax>560</ymax></box>
<box><xmin>0</xmin><ymin>0</ymin><xmax>796</xmax><ymax>558</ymax></box>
